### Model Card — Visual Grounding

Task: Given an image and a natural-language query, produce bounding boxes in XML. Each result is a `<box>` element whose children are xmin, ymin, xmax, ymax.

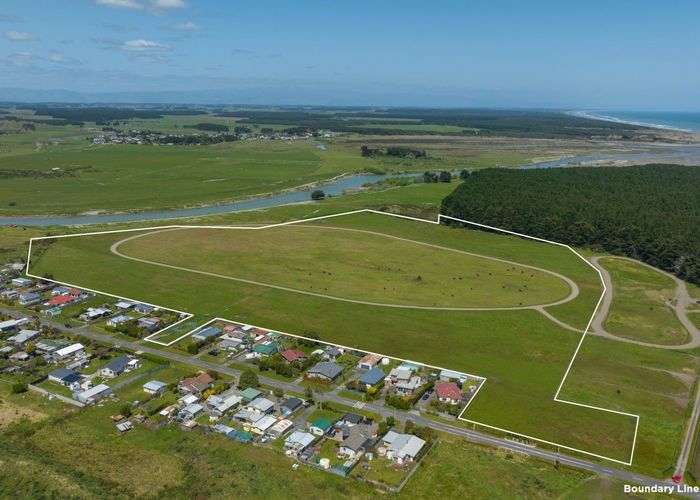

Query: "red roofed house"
<box><xmin>68</xmin><ymin>288</ymin><xmax>82</xmax><ymax>297</ymax></box>
<box><xmin>179</xmin><ymin>372</ymin><xmax>214</xmax><ymax>395</ymax></box>
<box><xmin>435</xmin><ymin>381</ymin><xmax>462</xmax><ymax>405</ymax></box>
<box><xmin>47</xmin><ymin>295</ymin><xmax>74</xmax><ymax>307</ymax></box>
<box><xmin>280</xmin><ymin>349</ymin><xmax>307</xmax><ymax>363</ymax></box>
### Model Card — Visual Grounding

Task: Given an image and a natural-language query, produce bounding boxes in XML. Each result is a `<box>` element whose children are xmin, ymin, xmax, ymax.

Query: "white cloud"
<box><xmin>5</xmin><ymin>30</ymin><xmax>35</xmax><ymax>41</ymax></box>
<box><xmin>129</xmin><ymin>54</ymin><xmax>167</xmax><ymax>63</ymax></box>
<box><xmin>168</xmin><ymin>21</ymin><xmax>201</xmax><ymax>31</ymax></box>
<box><xmin>96</xmin><ymin>0</ymin><xmax>144</xmax><ymax>9</ymax></box>
<box><xmin>152</xmin><ymin>0</ymin><xmax>187</xmax><ymax>8</ymax></box>
<box><xmin>50</xmin><ymin>52</ymin><xmax>81</xmax><ymax>66</ymax></box>
<box><xmin>121</xmin><ymin>39</ymin><xmax>170</xmax><ymax>51</ymax></box>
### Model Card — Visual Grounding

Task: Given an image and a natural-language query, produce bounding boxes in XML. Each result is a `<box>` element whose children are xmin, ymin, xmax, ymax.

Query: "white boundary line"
<box><xmin>24</xmin><ymin>208</ymin><xmax>639</xmax><ymax>466</ymax></box>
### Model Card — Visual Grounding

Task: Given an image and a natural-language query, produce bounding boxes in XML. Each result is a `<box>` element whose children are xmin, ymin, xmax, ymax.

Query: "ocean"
<box><xmin>573</xmin><ymin>111</ymin><xmax>700</xmax><ymax>132</ymax></box>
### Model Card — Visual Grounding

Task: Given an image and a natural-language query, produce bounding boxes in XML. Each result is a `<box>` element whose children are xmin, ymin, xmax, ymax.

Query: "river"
<box><xmin>2</xmin><ymin>145</ymin><xmax>700</xmax><ymax>227</ymax></box>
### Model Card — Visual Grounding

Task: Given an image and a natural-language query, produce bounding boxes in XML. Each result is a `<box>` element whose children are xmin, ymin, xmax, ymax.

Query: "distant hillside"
<box><xmin>441</xmin><ymin>164</ymin><xmax>700</xmax><ymax>284</ymax></box>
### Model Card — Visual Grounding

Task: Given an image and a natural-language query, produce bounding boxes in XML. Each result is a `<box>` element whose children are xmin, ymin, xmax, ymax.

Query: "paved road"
<box><xmin>109</xmin><ymin>225</ymin><xmax>580</xmax><ymax>312</ymax></box>
<box><xmin>3</xmin><ymin>306</ymin><xmax>696</xmax><ymax>497</ymax></box>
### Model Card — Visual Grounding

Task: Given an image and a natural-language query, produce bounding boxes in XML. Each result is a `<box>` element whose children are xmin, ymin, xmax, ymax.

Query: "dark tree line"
<box><xmin>360</xmin><ymin>145</ymin><xmax>427</xmax><ymax>158</ymax></box>
<box><xmin>440</xmin><ymin>165</ymin><xmax>700</xmax><ymax>284</ymax></box>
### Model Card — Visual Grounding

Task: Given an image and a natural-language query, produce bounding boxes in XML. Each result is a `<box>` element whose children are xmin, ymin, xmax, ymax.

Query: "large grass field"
<box><xmin>114</xmin><ymin>225</ymin><xmax>572</xmax><ymax>308</ymax></box>
<box><xmin>29</xmin><ymin>210</ymin><xmax>643</xmax><ymax>465</ymax></box>
<box><xmin>602</xmin><ymin>257</ymin><xmax>689</xmax><ymax>345</ymax></box>
<box><xmin>6</xmin><ymin>180</ymin><xmax>698</xmax><ymax>478</ymax></box>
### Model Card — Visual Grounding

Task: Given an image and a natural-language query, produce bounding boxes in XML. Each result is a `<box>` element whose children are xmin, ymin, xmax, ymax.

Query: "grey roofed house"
<box><xmin>341</xmin><ymin>413</ymin><xmax>364</xmax><ymax>426</ymax></box>
<box><xmin>341</xmin><ymin>430</ymin><xmax>370</xmax><ymax>453</ymax></box>
<box><xmin>308</xmin><ymin>361</ymin><xmax>344</xmax><ymax>381</ymax></box>
<box><xmin>8</xmin><ymin>329</ymin><xmax>40</xmax><ymax>345</ymax></box>
<box><xmin>48</xmin><ymin>367</ymin><xmax>82</xmax><ymax>385</ymax></box>
<box><xmin>280</xmin><ymin>397</ymin><xmax>303</xmax><ymax>414</ymax></box>
<box><xmin>101</xmin><ymin>356</ymin><xmax>131</xmax><ymax>377</ymax></box>
<box><xmin>143</xmin><ymin>380</ymin><xmax>168</xmax><ymax>394</ymax></box>
<box><xmin>324</xmin><ymin>346</ymin><xmax>342</xmax><ymax>359</ymax></box>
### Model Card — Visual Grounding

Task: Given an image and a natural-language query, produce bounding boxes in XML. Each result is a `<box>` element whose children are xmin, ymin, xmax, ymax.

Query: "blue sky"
<box><xmin>1</xmin><ymin>0</ymin><xmax>698</xmax><ymax>108</ymax></box>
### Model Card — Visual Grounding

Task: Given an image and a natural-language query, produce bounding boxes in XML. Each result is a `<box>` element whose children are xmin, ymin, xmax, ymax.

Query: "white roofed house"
<box><xmin>53</xmin><ymin>343</ymin><xmax>85</xmax><ymax>362</ymax></box>
<box><xmin>284</xmin><ymin>430</ymin><xmax>316</xmax><ymax>454</ymax></box>
<box><xmin>76</xmin><ymin>383</ymin><xmax>110</xmax><ymax>404</ymax></box>
<box><xmin>143</xmin><ymin>380</ymin><xmax>168</xmax><ymax>395</ymax></box>
<box><xmin>107</xmin><ymin>315</ymin><xmax>131</xmax><ymax>327</ymax></box>
<box><xmin>207</xmin><ymin>394</ymin><xmax>242</xmax><ymax>417</ymax></box>
<box><xmin>250</xmin><ymin>414</ymin><xmax>277</xmax><ymax>435</ymax></box>
<box><xmin>382</xmin><ymin>431</ymin><xmax>426</xmax><ymax>464</ymax></box>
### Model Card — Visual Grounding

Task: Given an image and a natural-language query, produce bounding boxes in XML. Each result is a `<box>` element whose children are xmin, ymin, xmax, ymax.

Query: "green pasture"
<box><xmin>28</xmin><ymin>211</ymin><xmax>642</xmax><ymax>464</ymax></box>
<box><xmin>116</xmin><ymin>225</ymin><xmax>572</xmax><ymax>308</ymax></box>
<box><xmin>602</xmin><ymin>257</ymin><xmax>689</xmax><ymax>345</ymax></box>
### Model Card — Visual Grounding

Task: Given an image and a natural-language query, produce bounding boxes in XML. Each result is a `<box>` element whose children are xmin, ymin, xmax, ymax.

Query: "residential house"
<box><xmin>439</xmin><ymin>369</ymin><xmax>466</xmax><ymax>383</ymax></box>
<box><xmin>309</xmin><ymin>417</ymin><xmax>333</xmax><ymax>436</ymax></box>
<box><xmin>268</xmin><ymin>419</ymin><xmax>293</xmax><ymax>439</ymax></box>
<box><xmin>101</xmin><ymin>356</ymin><xmax>139</xmax><ymax>378</ymax></box>
<box><xmin>250</xmin><ymin>414</ymin><xmax>277</xmax><ymax>435</ymax></box>
<box><xmin>45</xmin><ymin>295</ymin><xmax>74</xmax><ymax>308</ymax></box>
<box><xmin>43</xmin><ymin>307</ymin><xmax>62</xmax><ymax>317</ymax></box>
<box><xmin>285</xmin><ymin>430</ymin><xmax>316</xmax><ymax>454</ymax></box>
<box><xmin>114</xmin><ymin>301</ymin><xmax>136</xmax><ymax>310</ymax></box>
<box><xmin>1</xmin><ymin>289</ymin><xmax>18</xmax><ymax>300</ymax></box>
<box><xmin>279</xmin><ymin>397</ymin><xmax>303</xmax><ymax>416</ymax></box>
<box><xmin>358</xmin><ymin>366</ymin><xmax>384</xmax><ymax>389</ymax></box>
<box><xmin>192</xmin><ymin>326</ymin><xmax>222</xmax><ymax>342</ymax></box>
<box><xmin>178</xmin><ymin>372</ymin><xmax>214</xmax><ymax>395</ymax></box>
<box><xmin>53</xmin><ymin>343</ymin><xmax>85</xmax><ymax>362</ymax></box>
<box><xmin>180</xmin><ymin>403</ymin><xmax>204</xmax><ymax>420</ymax></box>
<box><xmin>382</xmin><ymin>431</ymin><xmax>426</xmax><ymax>464</ymax></box>
<box><xmin>395</xmin><ymin>376</ymin><xmax>423</xmax><ymax>396</ymax></box>
<box><xmin>240</xmin><ymin>387</ymin><xmax>262</xmax><ymax>402</ymax></box>
<box><xmin>208</xmin><ymin>394</ymin><xmax>242</xmax><ymax>417</ymax></box>
<box><xmin>179</xmin><ymin>394</ymin><xmax>199</xmax><ymax>407</ymax></box>
<box><xmin>134</xmin><ymin>303</ymin><xmax>155</xmax><ymax>314</ymax></box>
<box><xmin>19</xmin><ymin>292</ymin><xmax>41</xmax><ymax>306</ymax></box>
<box><xmin>340</xmin><ymin>413</ymin><xmax>364</xmax><ymax>427</ymax></box>
<box><xmin>322</xmin><ymin>346</ymin><xmax>343</xmax><ymax>361</ymax></box>
<box><xmin>339</xmin><ymin>430</ymin><xmax>371</xmax><ymax>460</ymax></box>
<box><xmin>307</xmin><ymin>361</ymin><xmax>344</xmax><ymax>382</ymax></box>
<box><xmin>252</xmin><ymin>341</ymin><xmax>279</xmax><ymax>357</ymax></box>
<box><xmin>9</xmin><ymin>351</ymin><xmax>30</xmax><ymax>362</ymax></box>
<box><xmin>435</xmin><ymin>381</ymin><xmax>462</xmax><ymax>405</ymax></box>
<box><xmin>245</xmin><ymin>397</ymin><xmax>275</xmax><ymax>416</ymax></box>
<box><xmin>51</xmin><ymin>286</ymin><xmax>71</xmax><ymax>296</ymax></box>
<box><xmin>143</xmin><ymin>380</ymin><xmax>168</xmax><ymax>395</ymax></box>
<box><xmin>8</xmin><ymin>329</ymin><xmax>40</xmax><ymax>346</ymax></box>
<box><xmin>76</xmin><ymin>383</ymin><xmax>110</xmax><ymax>403</ymax></box>
<box><xmin>48</xmin><ymin>367</ymin><xmax>82</xmax><ymax>386</ymax></box>
<box><xmin>0</xmin><ymin>346</ymin><xmax>14</xmax><ymax>357</ymax></box>
<box><xmin>35</xmin><ymin>339</ymin><xmax>68</xmax><ymax>354</ymax></box>
<box><xmin>280</xmin><ymin>348</ymin><xmax>307</xmax><ymax>363</ymax></box>
<box><xmin>11</xmin><ymin>277</ymin><xmax>33</xmax><ymax>287</ymax></box>
<box><xmin>107</xmin><ymin>315</ymin><xmax>131</xmax><ymax>327</ymax></box>
<box><xmin>0</xmin><ymin>317</ymin><xmax>27</xmax><ymax>331</ymax></box>
<box><xmin>79</xmin><ymin>307</ymin><xmax>111</xmax><ymax>321</ymax></box>
<box><xmin>357</xmin><ymin>354</ymin><xmax>382</xmax><ymax>371</ymax></box>
<box><xmin>137</xmin><ymin>317</ymin><xmax>161</xmax><ymax>332</ymax></box>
